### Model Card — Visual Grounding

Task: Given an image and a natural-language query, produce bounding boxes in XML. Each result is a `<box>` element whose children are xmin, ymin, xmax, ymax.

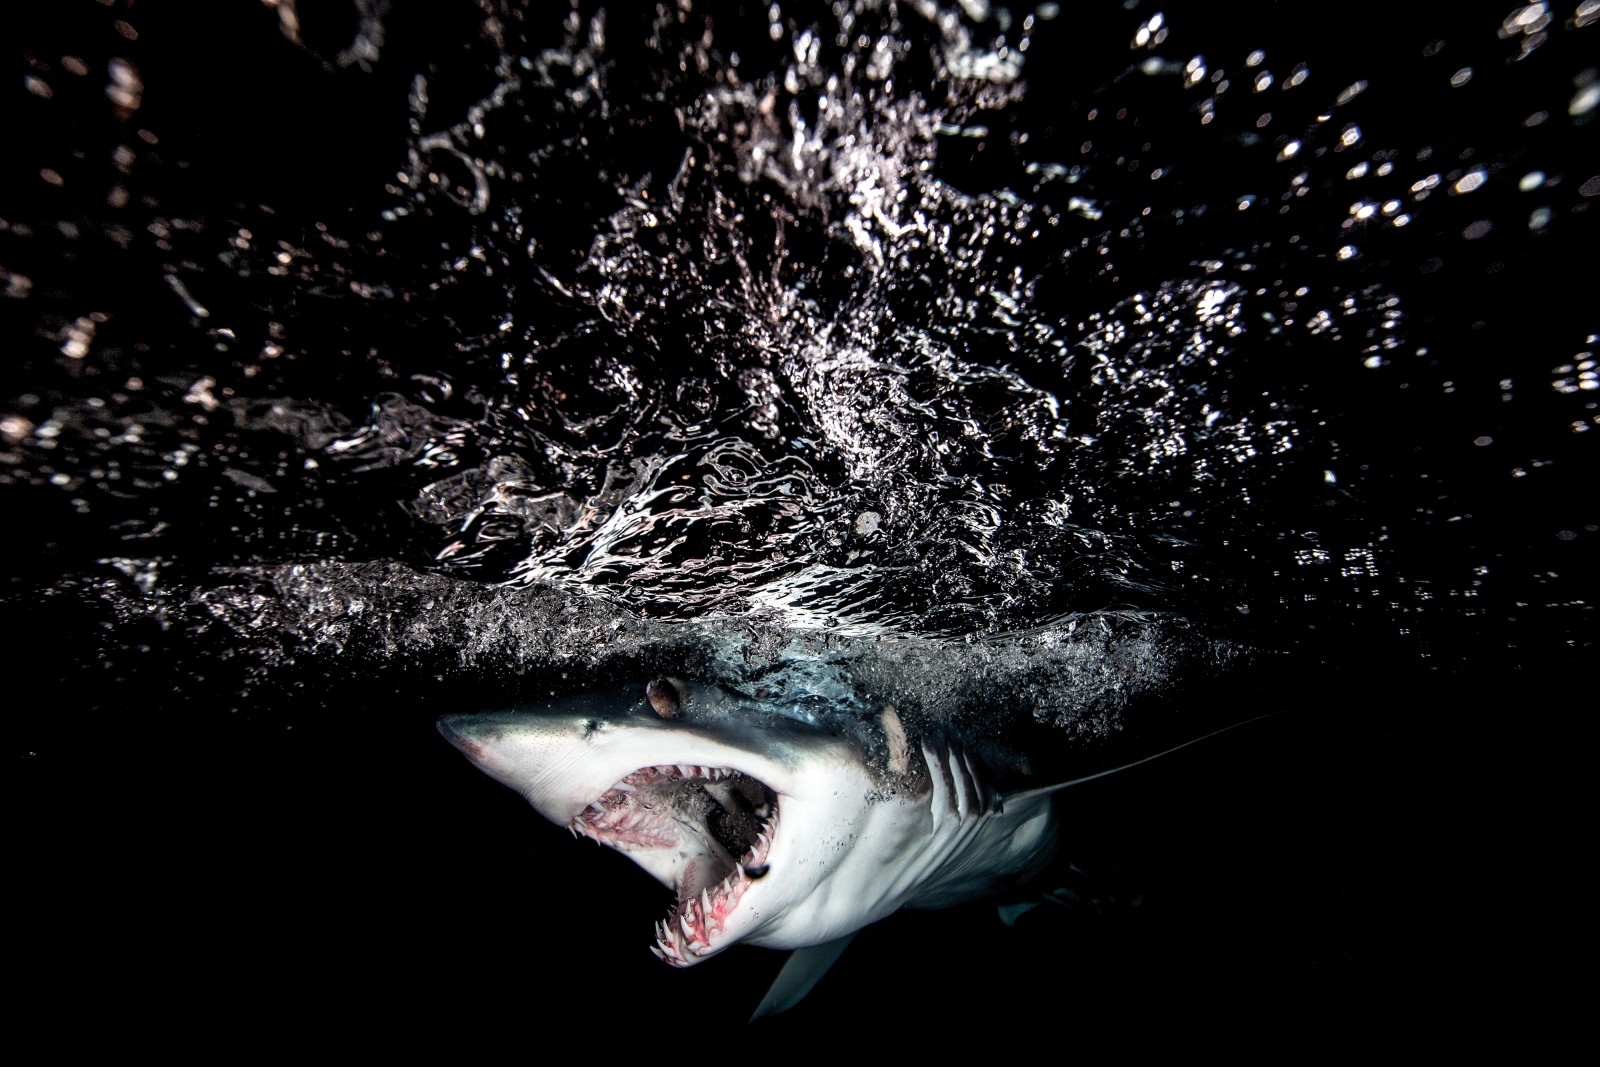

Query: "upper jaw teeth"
<box><xmin>612</xmin><ymin>764</ymin><xmax>732</xmax><ymax>786</ymax></box>
<box><xmin>567</xmin><ymin>764</ymin><xmax>739</xmax><ymax>836</ymax></box>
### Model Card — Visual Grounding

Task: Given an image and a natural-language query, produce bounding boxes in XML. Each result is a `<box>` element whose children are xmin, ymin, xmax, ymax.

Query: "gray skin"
<box><xmin>438</xmin><ymin>679</ymin><xmax>1059</xmax><ymax>966</ymax></box>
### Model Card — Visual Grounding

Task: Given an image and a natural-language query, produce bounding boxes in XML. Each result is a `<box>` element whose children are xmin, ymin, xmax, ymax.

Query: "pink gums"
<box><xmin>564</xmin><ymin>763</ymin><xmax>775</xmax><ymax>966</ymax></box>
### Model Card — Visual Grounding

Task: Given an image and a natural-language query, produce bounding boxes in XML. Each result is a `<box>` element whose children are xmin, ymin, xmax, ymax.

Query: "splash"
<box><xmin>3</xmin><ymin>0</ymin><xmax>1594</xmax><ymax>727</ymax></box>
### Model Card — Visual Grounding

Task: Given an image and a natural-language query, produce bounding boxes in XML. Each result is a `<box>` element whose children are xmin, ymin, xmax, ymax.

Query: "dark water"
<box><xmin>8</xmin><ymin>0</ymin><xmax>1593</xmax><ymax>1044</ymax></box>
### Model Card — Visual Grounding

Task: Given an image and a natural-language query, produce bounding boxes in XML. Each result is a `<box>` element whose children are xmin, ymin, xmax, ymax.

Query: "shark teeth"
<box><xmin>652</xmin><ymin>801</ymin><xmax>779</xmax><ymax>965</ymax></box>
<box><xmin>558</xmin><ymin>762</ymin><xmax>777</xmax><ymax>966</ymax></box>
<box><xmin>617</xmin><ymin>764</ymin><xmax>731</xmax><ymax>784</ymax></box>
<box><xmin>587</xmin><ymin>766</ymin><xmax>764</xmax><ymax>819</ymax></box>
<box><xmin>565</xmin><ymin>764</ymin><xmax>745</xmax><ymax>847</ymax></box>
<box><xmin>651</xmin><ymin>920</ymin><xmax>690</xmax><ymax>966</ymax></box>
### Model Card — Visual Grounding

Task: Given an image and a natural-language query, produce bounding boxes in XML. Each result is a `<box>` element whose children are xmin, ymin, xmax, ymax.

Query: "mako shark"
<box><xmin>438</xmin><ymin>674</ymin><xmax>1236</xmax><ymax>1016</ymax></box>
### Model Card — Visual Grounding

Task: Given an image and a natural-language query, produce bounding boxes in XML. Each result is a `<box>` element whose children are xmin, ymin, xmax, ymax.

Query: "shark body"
<box><xmin>438</xmin><ymin>676</ymin><xmax>1060</xmax><ymax>994</ymax></box>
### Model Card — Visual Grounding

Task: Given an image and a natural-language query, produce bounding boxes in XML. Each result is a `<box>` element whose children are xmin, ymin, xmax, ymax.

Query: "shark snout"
<box><xmin>436</xmin><ymin>715</ymin><xmax>486</xmax><ymax>760</ymax></box>
<box><xmin>435</xmin><ymin>708</ymin><xmax>615</xmax><ymax>811</ymax></box>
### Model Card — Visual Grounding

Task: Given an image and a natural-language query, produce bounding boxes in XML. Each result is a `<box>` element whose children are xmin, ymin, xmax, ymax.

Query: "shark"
<box><xmin>438</xmin><ymin>673</ymin><xmax>1248</xmax><ymax>1017</ymax></box>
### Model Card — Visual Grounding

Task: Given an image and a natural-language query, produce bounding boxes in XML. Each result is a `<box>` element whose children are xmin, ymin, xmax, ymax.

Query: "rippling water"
<box><xmin>9</xmin><ymin>0</ymin><xmax>1593</xmax><ymax>1042</ymax></box>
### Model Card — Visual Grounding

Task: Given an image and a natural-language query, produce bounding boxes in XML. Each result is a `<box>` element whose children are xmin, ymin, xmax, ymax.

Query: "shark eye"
<box><xmin>646</xmin><ymin>677</ymin><xmax>683</xmax><ymax>719</ymax></box>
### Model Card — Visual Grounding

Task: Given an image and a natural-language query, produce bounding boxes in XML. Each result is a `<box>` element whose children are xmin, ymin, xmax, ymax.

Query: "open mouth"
<box><xmin>568</xmin><ymin>763</ymin><xmax>778</xmax><ymax>965</ymax></box>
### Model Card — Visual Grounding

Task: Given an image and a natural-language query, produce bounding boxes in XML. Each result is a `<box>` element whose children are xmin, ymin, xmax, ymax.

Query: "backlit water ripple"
<box><xmin>4</xmin><ymin>0</ymin><xmax>1594</xmax><ymax>725</ymax></box>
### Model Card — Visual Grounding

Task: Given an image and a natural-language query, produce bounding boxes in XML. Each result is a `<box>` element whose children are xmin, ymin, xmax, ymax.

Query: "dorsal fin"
<box><xmin>748</xmin><ymin>933</ymin><xmax>857</xmax><ymax>1022</ymax></box>
<box><xmin>1003</xmin><ymin>711</ymin><xmax>1284</xmax><ymax>806</ymax></box>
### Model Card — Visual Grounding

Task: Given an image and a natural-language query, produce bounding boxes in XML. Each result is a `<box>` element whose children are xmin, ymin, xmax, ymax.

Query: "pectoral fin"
<box><xmin>748</xmin><ymin>933</ymin><xmax>857</xmax><ymax>1022</ymax></box>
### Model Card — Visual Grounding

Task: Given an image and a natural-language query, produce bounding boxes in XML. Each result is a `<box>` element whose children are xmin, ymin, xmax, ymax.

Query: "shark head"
<box><xmin>438</xmin><ymin>677</ymin><xmax>1058</xmax><ymax>968</ymax></box>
